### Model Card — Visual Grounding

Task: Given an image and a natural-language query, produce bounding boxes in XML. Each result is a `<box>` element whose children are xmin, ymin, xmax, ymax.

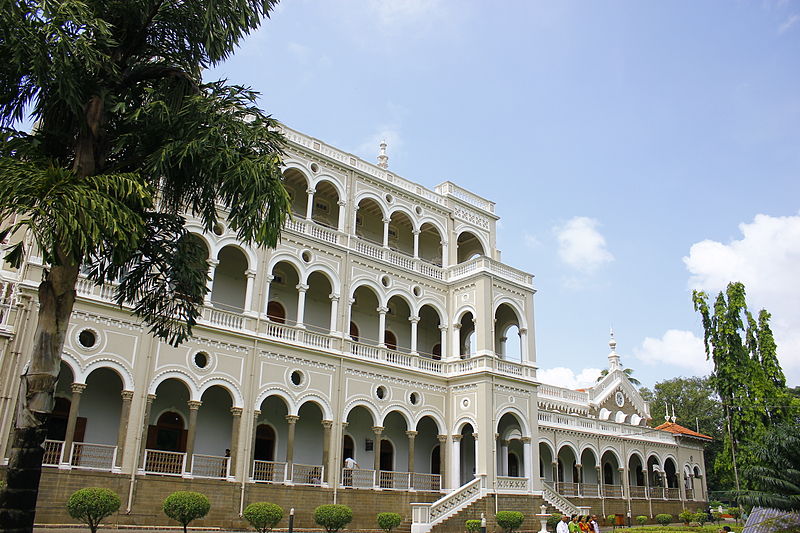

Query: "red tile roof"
<box><xmin>653</xmin><ymin>421</ymin><xmax>712</xmax><ymax>440</ymax></box>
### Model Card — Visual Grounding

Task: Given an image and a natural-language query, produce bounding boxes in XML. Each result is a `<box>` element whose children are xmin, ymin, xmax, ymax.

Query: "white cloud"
<box><xmin>355</xmin><ymin>127</ymin><xmax>403</xmax><ymax>165</ymax></box>
<box><xmin>366</xmin><ymin>0</ymin><xmax>446</xmax><ymax>27</ymax></box>
<box><xmin>682</xmin><ymin>212</ymin><xmax>800</xmax><ymax>384</ymax></box>
<box><xmin>538</xmin><ymin>367</ymin><xmax>603</xmax><ymax>389</ymax></box>
<box><xmin>779</xmin><ymin>13</ymin><xmax>800</xmax><ymax>34</ymax></box>
<box><xmin>633</xmin><ymin>330</ymin><xmax>712</xmax><ymax>376</ymax></box>
<box><xmin>554</xmin><ymin>217</ymin><xmax>614</xmax><ymax>273</ymax></box>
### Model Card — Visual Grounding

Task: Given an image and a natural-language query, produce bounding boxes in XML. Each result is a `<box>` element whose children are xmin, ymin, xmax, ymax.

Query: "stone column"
<box><xmin>451</xmin><ymin>434</ymin><xmax>462</xmax><ymax>488</ymax></box>
<box><xmin>552</xmin><ymin>461</ymin><xmax>558</xmax><ymax>490</ymax></box>
<box><xmin>382</xmin><ymin>217</ymin><xmax>391</xmax><ymax>248</ymax></box>
<box><xmin>412</xmin><ymin>229</ymin><xmax>420</xmax><ymax>258</ymax></box>
<box><xmin>305</xmin><ymin>188</ymin><xmax>315</xmax><ymax>220</ymax></box>
<box><xmin>295</xmin><ymin>284</ymin><xmax>308</xmax><ymax>328</ymax></box>
<box><xmin>500</xmin><ymin>438</ymin><xmax>509</xmax><ymax>476</ymax></box>
<box><xmin>205</xmin><ymin>259</ymin><xmax>219</xmax><ymax>304</ymax></box>
<box><xmin>261</xmin><ymin>275</ymin><xmax>274</xmax><ymax>318</ymax></box>
<box><xmin>409</xmin><ymin>316</ymin><xmax>420</xmax><ymax>354</ymax></box>
<box><xmin>576</xmin><ymin>463</ymin><xmax>583</xmax><ymax>496</ymax></box>
<box><xmin>406</xmin><ymin>430</ymin><xmax>417</xmax><ymax>474</ymax></box>
<box><xmin>337</xmin><ymin>201</ymin><xmax>347</xmax><ymax>232</ymax></box>
<box><xmin>452</xmin><ymin>323</ymin><xmax>462</xmax><ymax>358</ymax></box>
<box><xmin>377</xmin><ymin>307</ymin><xmax>388</xmax><ymax>346</ymax></box>
<box><xmin>62</xmin><ymin>383</ymin><xmax>87</xmax><ymax>464</ymax></box>
<box><xmin>285</xmin><ymin>414</ymin><xmax>299</xmax><ymax>469</ymax></box>
<box><xmin>372</xmin><ymin>426</ymin><xmax>384</xmax><ymax>472</ymax></box>
<box><xmin>661</xmin><ymin>471</ymin><xmax>668</xmax><ymax>499</ymax></box>
<box><xmin>138</xmin><ymin>394</ymin><xmax>156</xmax><ymax>469</ymax></box>
<box><xmin>687</xmin><ymin>473</ymin><xmax>695</xmax><ymax>501</ymax></box>
<box><xmin>184</xmin><ymin>400</ymin><xmax>202</xmax><ymax>473</ymax></box>
<box><xmin>439</xmin><ymin>325</ymin><xmax>448</xmax><ymax>359</ymax></box>
<box><xmin>472</xmin><ymin>432</ymin><xmax>479</xmax><ymax>479</ymax></box>
<box><xmin>115</xmin><ymin>390</ymin><xmax>134</xmax><ymax>467</ymax></box>
<box><xmin>438</xmin><ymin>434</ymin><xmax>449</xmax><ymax>489</ymax></box>
<box><xmin>596</xmin><ymin>465</ymin><xmax>602</xmax><ymax>498</ymax></box>
<box><xmin>229</xmin><ymin>407</ymin><xmax>242</xmax><ymax>477</ymax></box>
<box><xmin>522</xmin><ymin>437</ymin><xmax>532</xmax><ymax>480</ymax></box>
<box><xmin>249</xmin><ymin>410</ymin><xmax>261</xmax><ymax>477</ymax></box>
<box><xmin>329</xmin><ymin>294</ymin><xmax>340</xmax><ymax>334</ymax></box>
<box><xmin>322</xmin><ymin>420</ymin><xmax>333</xmax><ymax>482</ymax></box>
<box><xmin>519</xmin><ymin>328</ymin><xmax>529</xmax><ymax>362</ymax></box>
<box><xmin>344</xmin><ymin>297</ymin><xmax>355</xmax><ymax>339</ymax></box>
<box><xmin>243</xmin><ymin>269</ymin><xmax>257</xmax><ymax>314</ymax></box>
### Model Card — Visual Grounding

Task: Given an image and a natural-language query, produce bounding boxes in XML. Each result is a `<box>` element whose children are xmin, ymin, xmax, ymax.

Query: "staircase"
<box><xmin>542</xmin><ymin>483</ymin><xmax>580</xmax><ymax>516</ymax></box>
<box><xmin>411</xmin><ymin>476</ymin><xmax>486</xmax><ymax>533</ymax></box>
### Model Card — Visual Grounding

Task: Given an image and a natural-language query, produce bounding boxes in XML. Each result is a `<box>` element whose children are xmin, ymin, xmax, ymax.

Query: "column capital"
<box><xmin>521</xmin><ymin>436</ymin><xmax>532</xmax><ymax>444</ymax></box>
<box><xmin>452</xmin><ymin>434</ymin><xmax>463</xmax><ymax>442</ymax></box>
<box><xmin>372</xmin><ymin>426</ymin><xmax>384</xmax><ymax>435</ymax></box>
<box><xmin>230</xmin><ymin>407</ymin><xmax>243</xmax><ymax>417</ymax></box>
<box><xmin>296</xmin><ymin>283</ymin><xmax>309</xmax><ymax>292</ymax></box>
<box><xmin>207</xmin><ymin>259</ymin><xmax>220</xmax><ymax>267</ymax></box>
<box><xmin>245</xmin><ymin>269</ymin><xmax>257</xmax><ymax>279</ymax></box>
<box><xmin>253</xmin><ymin>409</ymin><xmax>261</xmax><ymax>417</ymax></box>
<box><xmin>452</xmin><ymin>323</ymin><xmax>462</xmax><ymax>330</ymax></box>
<box><xmin>146</xmin><ymin>394</ymin><xmax>157</xmax><ymax>403</ymax></box>
<box><xmin>519</xmin><ymin>327</ymin><xmax>528</xmax><ymax>334</ymax></box>
<box><xmin>409</xmin><ymin>316</ymin><xmax>420</xmax><ymax>324</ymax></box>
<box><xmin>121</xmin><ymin>390</ymin><xmax>135</xmax><ymax>401</ymax></box>
<box><xmin>377</xmin><ymin>306</ymin><xmax>389</xmax><ymax>314</ymax></box>
<box><xmin>382</xmin><ymin>217</ymin><xmax>391</xmax><ymax>224</ymax></box>
<box><xmin>306</xmin><ymin>187</ymin><xmax>316</xmax><ymax>194</ymax></box>
<box><xmin>471</xmin><ymin>432</ymin><xmax>478</xmax><ymax>440</ymax></box>
<box><xmin>341</xmin><ymin>421</ymin><xmax>349</xmax><ymax>428</ymax></box>
<box><xmin>412</xmin><ymin>229</ymin><xmax>421</xmax><ymax>235</ymax></box>
<box><xmin>552</xmin><ymin>461</ymin><xmax>558</xmax><ymax>466</ymax></box>
<box><xmin>329</xmin><ymin>293</ymin><xmax>340</xmax><ymax>301</ymax></box>
<box><xmin>618</xmin><ymin>467</ymin><xmax>625</xmax><ymax>472</ymax></box>
<box><xmin>576</xmin><ymin>463</ymin><xmax>583</xmax><ymax>469</ymax></box>
<box><xmin>337</xmin><ymin>200</ymin><xmax>347</xmax><ymax>207</ymax></box>
<box><xmin>264</xmin><ymin>274</ymin><xmax>275</xmax><ymax>283</ymax></box>
<box><xmin>187</xmin><ymin>400</ymin><xmax>202</xmax><ymax>410</ymax></box>
<box><xmin>595</xmin><ymin>465</ymin><xmax>601</xmax><ymax>471</ymax></box>
<box><xmin>71</xmin><ymin>383</ymin><xmax>87</xmax><ymax>394</ymax></box>
<box><xmin>437</xmin><ymin>434</ymin><xmax>448</xmax><ymax>443</ymax></box>
<box><xmin>286</xmin><ymin>414</ymin><xmax>300</xmax><ymax>424</ymax></box>
<box><xmin>439</xmin><ymin>325</ymin><xmax>448</xmax><ymax>332</ymax></box>
<box><xmin>405</xmin><ymin>430</ymin><xmax>418</xmax><ymax>439</ymax></box>
<box><xmin>321</xmin><ymin>420</ymin><xmax>334</xmax><ymax>429</ymax></box>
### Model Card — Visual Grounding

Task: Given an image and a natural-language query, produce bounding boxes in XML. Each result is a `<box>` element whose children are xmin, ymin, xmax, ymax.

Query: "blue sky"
<box><xmin>208</xmin><ymin>0</ymin><xmax>800</xmax><ymax>388</ymax></box>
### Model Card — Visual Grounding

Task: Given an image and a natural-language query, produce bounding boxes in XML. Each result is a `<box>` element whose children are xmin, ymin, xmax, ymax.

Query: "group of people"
<box><xmin>557</xmin><ymin>515</ymin><xmax>601</xmax><ymax>533</ymax></box>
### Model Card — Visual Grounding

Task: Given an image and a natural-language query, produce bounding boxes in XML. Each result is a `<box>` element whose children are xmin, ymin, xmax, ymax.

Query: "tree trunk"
<box><xmin>0</xmin><ymin>261</ymin><xmax>79</xmax><ymax>533</ymax></box>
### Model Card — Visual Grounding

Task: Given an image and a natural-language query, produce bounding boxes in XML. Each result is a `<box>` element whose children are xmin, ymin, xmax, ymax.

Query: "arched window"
<box><xmin>379</xmin><ymin>440</ymin><xmax>394</xmax><ymax>471</ymax></box>
<box><xmin>384</xmin><ymin>330</ymin><xmax>397</xmax><ymax>350</ymax></box>
<box><xmin>349</xmin><ymin>322</ymin><xmax>359</xmax><ymax>342</ymax></box>
<box><xmin>604</xmin><ymin>462</ymin><xmax>614</xmax><ymax>484</ymax></box>
<box><xmin>267</xmin><ymin>301</ymin><xmax>286</xmax><ymax>324</ymax></box>
<box><xmin>254</xmin><ymin>424</ymin><xmax>275</xmax><ymax>461</ymax></box>
<box><xmin>148</xmin><ymin>411</ymin><xmax>186</xmax><ymax>452</ymax></box>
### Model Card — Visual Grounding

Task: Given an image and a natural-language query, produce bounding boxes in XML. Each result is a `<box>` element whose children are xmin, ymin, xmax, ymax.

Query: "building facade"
<box><xmin>0</xmin><ymin>126</ymin><xmax>708</xmax><ymax>529</ymax></box>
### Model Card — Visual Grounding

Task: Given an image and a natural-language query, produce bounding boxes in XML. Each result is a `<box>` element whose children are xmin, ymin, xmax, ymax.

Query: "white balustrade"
<box><xmin>412</xmin><ymin>473</ymin><xmax>441</xmax><ymax>491</ymax></box>
<box><xmin>42</xmin><ymin>440</ymin><xmax>64</xmax><ymax>466</ymax></box>
<box><xmin>292</xmin><ymin>463</ymin><xmax>324</xmax><ymax>486</ymax></box>
<box><xmin>143</xmin><ymin>449</ymin><xmax>186</xmax><ymax>476</ymax></box>
<box><xmin>379</xmin><ymin>470</ymin><xmax>412</xmax><ymax>490</ymax></box>
<box><xmin>70</xmin><ymin>442</ymin><xmax>116</xmax><ymax>471</ymax></box>
<box><xmin>341</xmin><ymin>467</ymin><xmax>376</xmax><ymax>488</ymax></box>
<box><xmin>192</xmin><ymin>454</ymin><xmax>229</xmax><ymax>479</ymax></box>
<box><xmin>496</xmin><ymin>476</ymin><xmax>529</xmax><ymax>492</ymax></box>
<box><xmin>252</xmin><ymin>460</ymin><xmax>287</xmax><ymax>483</ymax></box>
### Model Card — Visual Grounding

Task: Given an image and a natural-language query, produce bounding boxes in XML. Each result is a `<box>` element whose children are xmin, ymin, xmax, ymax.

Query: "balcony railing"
<box><xmin>580</xmin><ymin>483</ymin><xmax>600</xmax><ymax>497</ymax></box>
<box><xmin>686</xmin><ymin>488</ymin><xmax>695</xmax><ymax>500</ymax></box>
<box><xmin>252</xmin><ymin>460</ymin><xmax>287</xmax><ymax>483</ymax></box>
<box><xmin>537</xmin><ymin>411</ymin><xmax>678</xmax><ymax>444</ymax></box>
<box><xmin>630</xmin><ymin>485</ymin><xmax>647</xmax><ymax>498</ymax></box>
<box><xmin>192</xmin><ymin>454</ymin><xmax>229</xmax><ymax>479</ymax></box>
<box><xmin>666</xmin><ymin>487</ymin><xmax>681</xmax><ymax>499</ymax></box>
<box><xmin>342</xmin><ymin>467</ymin><xmax>376</xmax><ymax>488</ymax></box>
<box><xmin>648</xmin><ymin>486</ymin><xmax>665</xmax><ymax>499</ymax></box>
<box><xmin>69</xmin><ymin>443</ymin><xmax>116</xmax><ymax>471</ymax></box>
<box><xmin>292</xmin><ymin>463</ymin><xmax>324</xmax><ymax>486</ymax></box>
<box><xmin>42</xmin><ymin>440</ymin><xmax>64</xmax><ymax>466</ymax></box>
<box><xmin>496</xmin><ymin>476</ymin><xmax>529</xmax><ymax>492</ymax></box>
<box><xmin>556</xmin><ymin>481</ymin><xmax>579</xmax><ymax>497</ymax></box>
<box><xmin>412</xmin><ymin>472</ymin><xmax>441</xmax><ymax>491</ymax></box>
<box><xmin>379</xmin><ymin>470</ymin><xmax>411</xmax><ymax>490</ymax></box>
<box><xmin>143</xmin><ymin>449</ymin><xmax>185</xmax><ymax>476</ymax></box>
<box><xmin>603</xmin><ymin>484</ymin><xmax>624</xmax><ymax>498</ymax></box>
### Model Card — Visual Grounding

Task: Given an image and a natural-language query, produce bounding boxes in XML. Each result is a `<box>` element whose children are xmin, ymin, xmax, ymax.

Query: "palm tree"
<box><xmin>0</xmin><ymin>2</ymin><xmax>289</xmax><ymax>531</ymax></box>
<box><xmin>737</xmin><ymin>422</ymin><xmax>800</xmax><ymax>511</ymax></box>
<box><xmin>597</xmin><ymin>367</ymin><xmax>641</xmax><ymax>386</ymax></box>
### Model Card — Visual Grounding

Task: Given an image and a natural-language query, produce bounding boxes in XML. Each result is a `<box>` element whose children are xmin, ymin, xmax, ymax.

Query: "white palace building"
<box><xmin>0</xmin><ymin>126</ymin><xmax>710</xmax><ymax>530</ymax></box>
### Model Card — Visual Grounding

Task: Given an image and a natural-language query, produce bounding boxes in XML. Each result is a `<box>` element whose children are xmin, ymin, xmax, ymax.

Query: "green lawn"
<box><xmin>614</xmin><ymin>526</ymin><xmax>743</xmax><ymax>533</ymax></box>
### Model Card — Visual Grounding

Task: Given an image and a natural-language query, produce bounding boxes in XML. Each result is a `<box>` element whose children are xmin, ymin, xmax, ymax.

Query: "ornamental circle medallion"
<box><xmin>615</xmin><ymin>391</ymin><xmax>625</xmax><ymax>408</ymax></box>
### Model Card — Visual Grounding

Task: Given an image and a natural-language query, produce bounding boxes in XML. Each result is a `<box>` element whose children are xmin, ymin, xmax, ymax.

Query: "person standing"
<box><xmin>568</xmin><ymin>515</ymin><xmax>580</xmax><ymax>533</ymax></box>
<box><xmin>557</xmin><ymin>515</ymin><xmax>570</xmax><ymax>533</ymax></box>
<box><xmin>579</xmin><ymin>516</ymin><xmax>590</xmax><ymax>533</ymax></box>
<box><xmin>590</xmin><ymin>516</ymin><xmax>601</xmax><ymax>533</ymax></box>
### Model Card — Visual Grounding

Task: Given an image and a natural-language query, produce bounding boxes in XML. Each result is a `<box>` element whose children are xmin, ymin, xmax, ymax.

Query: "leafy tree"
<box><xmin>597</xmin><ymin>367</ymin><xmax>641</xmax><ymax>386</ymax></box>
<box><xmin>377</xmin><ymin>513</ymin><xmax>402</xmax><ymax>533</ymax></box>
<box><xmin>639</xmin><ymin>377</ymin><xmax>726</xmax><ymax>492</ymax></box>
<box><xmin>736</xmin><ymin>422</ymin><xmax>800</xmax><ymax>511</ymax></box>
<box><xmin>65</xmin><ymin>487</ymin><xmax>121</xmax><ymax>533</ymax></box>
<box><xmin>243</xmin><ymin>503</ymin><xmax>284</xmax><ymax>533</ymax></box>
<box><xmin>0</xmin><ymin>1</ymin><xmax>289</xmax><ymax>531</ymax></box>
<box><xmin>693</xmin><ymin>282</ymin><xmax>796</xmax><ymax>490</ymax></box>
<box><xmin>655</xmin><ymin>514</ymin><xmax>673</xmax><ymax>526</ymax></box>
<box><xmin>162</xmin><ymin>491</ymin><xmax>210</xmax><ymax>533</ymax></box>
<box><xmin>314</xmin><ymin>505</ymin><xmax>353</xmax><ymax>533</ymax></box>
<box><xmin>495</xmin><ymin>511</ymin><xmax>525</xmax><ymax>533</ymax></box>
<box><xmin>466</xmin><ymin>520</ymin><xmax>482</xmax><ymax>533</ymax></box>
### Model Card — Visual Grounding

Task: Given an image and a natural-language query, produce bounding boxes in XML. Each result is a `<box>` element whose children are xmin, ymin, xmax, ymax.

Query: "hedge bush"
<box><xmin>244</xmin><ymin>502</ymin><xmax>284</xmax><ymax>533</ymax></box>
<box><xmin>496</xmin><ymin>511</ymin><xmax>524</xmax><ymax>533</ymax></box>
<box><xmin>465</xmin><ymin>519</ymin><xmax>482</xmax><ymax>533</ymax></box>
<box><xmin>66</xmin><ymin>487</ymin><xmax>121</xmax><ymax>533</ymax></box>
<box><xmin>712</xmin><ymin>512</ymin><xmax>723</xmax><ymax>524</ymax></box>
<box><xmin>377</xmin><ymin>513</ymin><xmax>402</xmax><ymax>533</ymax></box>
<box><xmin>728</xmin><ymin>508</ymin><xmax>742</xmax><ymax>523</ymax></box>
<box><xmin>655</xmin><ymin>514</ymin><xmax>673</xmax><ymax>526</ymax></box>
<box><xmin>314</xmin><ymin>504</ymin><xmax>353</xmax><ymax>533</ymax></box>
<box><xmin>636</xmin><ymin>516</ymin><xmax>648</xmax><ymax>526</ymax></box>
<box><xmin>607</xmin><ymin>515</ymin><xmax>616</xmax><ymax>527</ymax></box>
<box><xmin>679</xmin><ymin>510</ymin><xmax>695</xmax><ymax>525</ymax></box>
<box><xmin>163</xmin><ymin>491</ymin><xmax>211</xmax><ymax>533</ymax></box>
<box><xmin>547</xmin><ymin>513</ymin><xmax>563</xmax><ymax>531</ymax></box>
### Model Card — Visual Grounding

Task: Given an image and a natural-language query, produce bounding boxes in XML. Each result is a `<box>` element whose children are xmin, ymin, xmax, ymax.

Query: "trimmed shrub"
<box><xmin>163</xmin><ymin>491</ymin><xmax>211</xmax><ymax>533</ymax></box>
<box><xmin>496</xmin><ymin>511</ymin><xmax>524</xmax><ymax>533</ymax></box>
<box><xmin>728</xmin><ymin>508</ymin><xmax>742</xmax><ymax>523</ymax></box>
<box><xmin>607</xmin><ymin>515</ymin><xmax>617</xmax><ymax>528</ymax></box>
<box><xmin>655</xmin><ymin>514</ymin><xmax>673</xmax><ymax>526</ymax></box>
<box><xmin>693</xmin><ymin>512</ymin><xmax>708</xmax><ymax>526</ymax></box>
<box><xmin>547</xmin><ymin>514</ymin><xmax>563</xmax><ymax>531</ymax></box>
<box><xmin>66</xmin><ymin>487</ymin><xmax>121</xmax><ymax>533</ymax></box>
<box><xmin>377</xmin><ymin>513</ymin><xmax>402</xmax><ymax>533</ymax></box>
<box><xmin>679</xmin><ymin>510</ymin><xmax>695</xmax><ymax>525</ymax></box>
<box><xmin>712</xmin><ymin>512</ymin><xmax>723</xmax><ymax>524</ymax></box>
<box><xmin>314</xmin><ymin>504</ymin><xmax>353</xmax><ymax>533</ymax></box>
<box><xmin>466</xmin><ymin>519</ymin><xmax>482</xmax><ymax>533</ymax></box>
<box><xmin>636</xmin><ymin>516</ymin><xmax>648</xmax><ymax>526</ymax></box>
<box><xmin>244</xmin><ymin>502</ymin><xmax>284</xmax><ymax>533</ymax></box>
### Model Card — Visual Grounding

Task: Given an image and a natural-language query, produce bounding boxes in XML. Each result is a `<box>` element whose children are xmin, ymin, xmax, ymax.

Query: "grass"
<box><xmin>615</xmin><ymin>526</ymin><xmax>743</xmax><ymax>533</ymax></box>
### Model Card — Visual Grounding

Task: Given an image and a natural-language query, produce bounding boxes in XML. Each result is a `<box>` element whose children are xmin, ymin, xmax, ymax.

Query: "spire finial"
<box><xmin>671</xmin><ymin>404</ymin><xmax>677</xmax><ymax>423</ymax></box>
<box><xmin>608</xmin><ymin>329</ymin><xmax>621</xmax><ymax>371</ymax></box>
<box><xmin>377</xmin><ymin>139</ymin><xmax>389</xmax><ymax>169</ymax></box>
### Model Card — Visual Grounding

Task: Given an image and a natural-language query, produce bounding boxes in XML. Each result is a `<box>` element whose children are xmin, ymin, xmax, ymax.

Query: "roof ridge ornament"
<box><xmin>377</xmin><ymin>139</ymin><xmax>389</xmax><ymax>169</ymax></box>
<box><xmin>608</xmin><ymin>328</ymin><xmax>621</xmax><ymax>371</ymax></box>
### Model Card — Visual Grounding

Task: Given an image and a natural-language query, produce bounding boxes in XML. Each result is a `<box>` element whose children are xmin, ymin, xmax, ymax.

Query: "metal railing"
<box><xmin>648</xmin><ymin>486</ymin><xmax>665</xmax><ymax>499</ymax></box>
<box><xmin>42</xmin><ymin>440</ymin><xmax>64</xmax><ymax>466</ymax></box>
<box><xmin>341</xmin><ymin>467</ymin><xmax>376</xmax><ymax>488</ymax></box>
<box><xmin>580</xmin><ymin>483</ymin><xmax>600</xmax><ymax>497</ymax></box>
<box><xmin>629</xmin><ymin>485</ymin><xmax>647</xmax><ymax>498</ymax></box>
<box><xmin>556</xmin><ymin>481</ymin><xmax>579</xmax><ymax>497</ymax></box>
<box><xmin>70</xmin><ymin>442</ymin><xmax>116</xmax><ymax>471</ymax></box>
<box><xmin>292</xmin><ymin>463</ymin><xmax>324</xmax><ymax>486</ymax></box>
<box><xmin>604</xmin><ymin>484</ymin><xmax>624</xmax><ymax>498</ymax></box>
<box><xmin>412</xmin><ymin>472</ymin><xmax>441</xmax><ymax>491</ymax></box>
<box><xmin>379</xmin><ymin>470</ymin><xmax>411</xmax><ymax>490</ymax></box>
<box><xmin>143</xmin><ymin>449</ymin><xmax>185</xmax><ymax>476</ymax></box>
<box><xmin>192</xmin><ymin>454</ymin><xmax>229</xmax><ymax>479</ymax></box>
<box><xmin>252</xmin><ymin>460</ymin><xmax>287</xmax><ymax>483</ymax></box>
<box><xmin>666</xmin><ymin>487</ymin><xmax>681</xmax><ymax>500</ymax></box>
<box><xmin>686</xmin><ymin>488</ymin><xmax>695</xmax><ymax>500</ymax></box>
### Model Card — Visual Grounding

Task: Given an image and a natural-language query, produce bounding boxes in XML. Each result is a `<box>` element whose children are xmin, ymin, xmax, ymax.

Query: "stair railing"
<box><xmin>542</xmin><ymin>482</ymin><xmax>580</xmax><ymax>516</ymax></box>
<box><xmin>411</xmin><ymin>475</ymin><xmax>486</xmax><ymax>533</ymax></box>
